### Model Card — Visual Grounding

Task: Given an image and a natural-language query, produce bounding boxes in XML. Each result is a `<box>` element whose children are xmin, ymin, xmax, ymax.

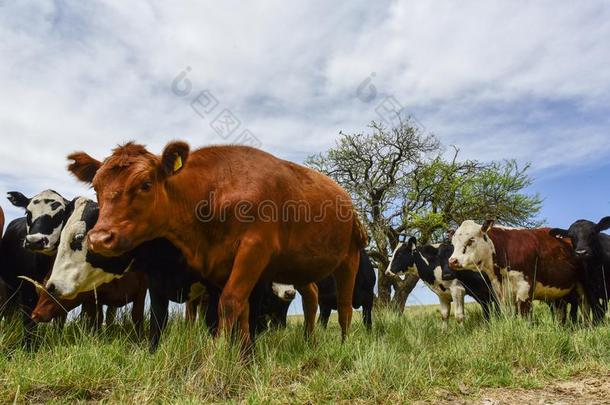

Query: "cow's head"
<box><xmin>550</xmin><ymin>217</ymin><xmax>610</xmax><ymax>260</ymax></box>
<box><xmin>7</xmin><ymin>190</ymin><xmax>71</xmax><ymax>255</ymax></box>
<box><xmin>31</xmin><ymin>288</ymin><xmax>78</xmax><ymax>323</ymax></box>
<box><xmin>449</xmin><ymin>220</ymin><xmax>495</xmax><ymax>272</ymax></box>
<box><xmin>45</xmin><ymin>197</ymin><xmax>125</xmax><ymax>299</ymax></box>
<box><xmin>271</xmin><ymin>283</ymin><xmax>297</xmax><ymax>301</ymax></box>
<box><xmin>386</xmin><ymin>236</ymin><xmax>417</xmax><ymax>277</ymax></box>
<box><xmin>67</xmin><ymin>141</ymin><xmax>190</xmax><ymax>256</ymax></box>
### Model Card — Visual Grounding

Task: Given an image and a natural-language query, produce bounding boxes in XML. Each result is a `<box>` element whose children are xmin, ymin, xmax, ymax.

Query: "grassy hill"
<box><xmin>1</xmin><ymin>304</ymin><xmax>610</xmax><ymax>403</ymax></box>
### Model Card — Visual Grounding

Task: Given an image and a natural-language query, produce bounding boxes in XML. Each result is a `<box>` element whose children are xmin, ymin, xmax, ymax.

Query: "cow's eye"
<box><xmin>140</xmin><ymin>181</ymin><xmax>153</xmax><ymax>192</ymax></box>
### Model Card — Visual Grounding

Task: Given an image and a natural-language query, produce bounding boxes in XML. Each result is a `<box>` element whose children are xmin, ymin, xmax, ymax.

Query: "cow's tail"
<box><xmin>352</xmin><ymin>210</ymin><xmax>369</xmax><ymax>248</ymax></box>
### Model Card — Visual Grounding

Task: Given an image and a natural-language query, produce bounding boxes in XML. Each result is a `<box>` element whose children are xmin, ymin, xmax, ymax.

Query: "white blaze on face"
<box><xmin>450</xmin><ymin>220</ymin><xmax>495</xmax><ymax>273</ymax></box>
<box><xmin>25</xmin><ymin>190</ymin><xmax>67</xmax><ymax>254</ymax></box>
<box><xmin>272</xmin><ymin>283</ymin><xmax>296</xmax><ymax>301</ymax></box>
<box><xmin>46</xmin><ymin>197</ymin><xmax>122</xmax><ymax>299</ymax></box>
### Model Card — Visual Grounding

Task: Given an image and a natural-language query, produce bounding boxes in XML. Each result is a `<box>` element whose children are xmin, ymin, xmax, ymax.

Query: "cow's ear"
<box><xmin>160</xmin><ymin>141</ymin><xmax>190</xmax><ymax>177</ymax></box>
<box><xmin>67</xmin><ymin>152</ymin><xmax>102</xmax><ymax>184</ymax></box>
<box><xmin>596</xmin><ymin>217</ymin><xmax>610</xmax><ymax>233</ymax></box>
<box><xmin>549</xmin><ymin>228</ymin><xmax>569</xmax><ymax>239</ymax></box>
<box><xmin>481</xmin><ymin>219</ymin><xmax>495</xmax><ymax>234</ymax></box>
<box><xmin>7</xmin><ymin>192</ymin><xmax>30</xmax><ymax>208</ymax></box>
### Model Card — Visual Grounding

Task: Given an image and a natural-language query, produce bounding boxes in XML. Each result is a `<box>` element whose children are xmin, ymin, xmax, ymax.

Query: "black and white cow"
<box><xmin>7</xmin><ymin>190</ymin><xmax>73</xmax><ymax>255</ymax></box>
<box><xmin>251</xmin><ymin>282</ymin><xmax>296</xmax><ymax>335</ymax></box>
<box><xmin>43</xmin><ymin>197</ymin><xmax>212</xmax><ymax>351</ymax></box>
<box><xmin>387</xmin><ymin>237</ymin><xmax>466</xmax><ymax>326</ymax></box>
<box><xmin>317</xmin><ymin>249</ymin><xmax>376</xmax><ymax>330</ymax></box>
<box><xmin>550</xmin><ymin>217</ymin><xmax>610</xmax><ymax>323</ymax></box>
<box><xmin>0</xmin><ymin>217</ymin><xmax>54</xmax><ymax>348</ymax></box>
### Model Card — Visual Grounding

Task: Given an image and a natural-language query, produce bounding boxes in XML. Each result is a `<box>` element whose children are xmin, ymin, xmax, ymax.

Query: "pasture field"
<box><xmin>1</xmin><ymin>305</ymin><xmax>610</xmax><ymax>404</ymax></box>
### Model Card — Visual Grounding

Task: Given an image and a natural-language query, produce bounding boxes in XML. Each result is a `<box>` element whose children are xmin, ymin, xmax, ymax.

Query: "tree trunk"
<box><xmin>391</xmin><ymin>274</ymin><xmax>419</xmax><ymax>313</ymax></box>
<box><xmin>378</xmin><ymin>269</ymin><xmax>393</xmax><ymax>304</ymax></box>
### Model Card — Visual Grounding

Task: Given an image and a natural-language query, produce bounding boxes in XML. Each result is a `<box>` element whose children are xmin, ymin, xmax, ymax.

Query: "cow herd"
<box><xmin>387</xmin><ymin>218</ymin><xmax>610</xmax><ymax>326</ymax></box>
<box><xmin>0</xmin><ymin>141</ymin><xmax>608</xmax><ymax>357</ymax></box>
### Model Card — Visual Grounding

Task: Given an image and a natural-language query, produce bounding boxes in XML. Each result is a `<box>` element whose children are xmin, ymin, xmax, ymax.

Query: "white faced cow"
<box><xmin>7</xmin><ymin>190</ymin><xmax>72</xmax><ymax>255</ymax></box>
<box><xmin>449</xmin><ymin>220</ymin><xmax>582</xmax><ymax>316</ymax></box>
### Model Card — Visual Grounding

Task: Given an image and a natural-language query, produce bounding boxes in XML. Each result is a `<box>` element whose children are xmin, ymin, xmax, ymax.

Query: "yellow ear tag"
<box><xmin>173</xmin><ymin>155</ymin><xmax>183</xmax><ymax>172</ymax></box>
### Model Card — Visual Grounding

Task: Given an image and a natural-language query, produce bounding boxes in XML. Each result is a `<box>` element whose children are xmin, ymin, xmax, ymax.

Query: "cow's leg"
<box><xmin>451</xmin><ymin>286</ymin><xmax>466</xmax><ymax>325</ymax></box>
<box><xmin>149</xmin><ymin>290</ymin><xmax>169</xmax><ymax>353</ymax></box>
<box><xmin>20</xmin><ymin>289</ymin><xmax>38</xmax><ymax>350</ymax></box>
<box><xmin>105</xmin><ymin>306</ymin><xmax>117</xmax><ymax>326</ymax></box>
<box><xmin>297</xmin><ymin>283</ymin><xmax>318</xmax><ymax>339</ymax></box>
<box><xmin>204</xmin><ymin>288</ymin><xmax>220</xmax><ymax>336</ymax></box>
<box><xmin>362</xmin><ymin>294</ymin><xmax>373</xmax><ymax>331</ymax></box>
<box><xmin>80</xmin><ymin>301</ymin><xmax>99</xmax><ymax>331</ymax></box>
<box><xmin>185</xmin><ymin>298</ymin><xmax>199</xmax><ymax>323</ymax></box>
<box><xmin>333</xmin><ymin>250</ymin><xmax>359</xmax><ymax>343</ymax></box>
<box><xmin>480</xmin><ymin>300</ymin><xmax>491</xmax><ymax>321</ymax></box>
<box><xmin>318</xmin><ymin>304</ymin><xmax>332</xmax><ymax>328</ymax></box>
<box><xmin>439</xmin><ymin>294</ymin><xmax>451</xmax><ymax>329</ymax></box>
<box><xmin>514</xmin><ymin>275</ymin><xmax>533</xmax><ymax>317</ymax></box>
<box><xmin>132</xmin><ymin>288</ymin><xmax>146</xmax><ymax>336</ymax></box>
<box><xmin>94</xmin><ymin>303</ymin><xmax>104</xmax><ymax>330</ymax></box>
<box><xmin>217</xmin><ymin>240</ymin><xmax>271</xmax><ymax>349</ymax></box>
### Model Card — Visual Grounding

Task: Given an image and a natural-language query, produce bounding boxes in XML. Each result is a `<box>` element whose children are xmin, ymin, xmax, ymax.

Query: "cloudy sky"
<box><xmin>1</xmin><ymin>1</ymin><xmax>609</xmax><ymax>307</ymax></box>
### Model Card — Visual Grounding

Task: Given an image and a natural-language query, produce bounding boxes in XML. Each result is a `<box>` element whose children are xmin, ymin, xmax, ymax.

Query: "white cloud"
<box><xmin>1</xmin><ymin>0</ymin><xmax>610</xmax><ymax>223</ymax></box>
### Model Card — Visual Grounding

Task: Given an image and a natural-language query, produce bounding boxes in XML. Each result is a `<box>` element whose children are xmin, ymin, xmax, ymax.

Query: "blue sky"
<box><xmin>1</xmin><ymin>1</ymin><xmax>609</xmax><ymax>311</ymax></box>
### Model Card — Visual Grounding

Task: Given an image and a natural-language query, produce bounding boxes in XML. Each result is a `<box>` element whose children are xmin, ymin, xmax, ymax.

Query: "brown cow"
<box><xmin>32</xmin><ymin>271</ymin><xmax>147</xmax><ymax>331</ymax></box>
<box><xmin>58</xmin><ymin>142</ymin><xmax>367</xmax><ymax>347</ymax></box>
<box><xmin>0</xmin><ymin>205</ymin><xmax>4</xmax><ymax>240</ymax></box>
<box><xmin>448</xmin><ymin>220</ymin><xmax>583</xmax><ymax>316</ymax></box>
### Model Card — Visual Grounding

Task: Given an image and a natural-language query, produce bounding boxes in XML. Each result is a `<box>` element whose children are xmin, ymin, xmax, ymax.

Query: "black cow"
<box><xmin>550</xmin><ymin>217</ymin><xmax>610</xmax><ymax>323</ymax></box>
<box><xmin>0</xmin><ymin>217</ymin><xmax>54</xmax><ymax>348</ymax></box>
<box><xmin>318</xmin><ymin>249</ymin><xmax>376</xmax><ymax>330</ymax></box>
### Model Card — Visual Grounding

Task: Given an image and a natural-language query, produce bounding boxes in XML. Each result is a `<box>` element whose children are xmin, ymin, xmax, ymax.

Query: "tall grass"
<box><xmin>1</xmin><ymin>304</ymin><xmax>609</xmax><ymax>403</ymax></box>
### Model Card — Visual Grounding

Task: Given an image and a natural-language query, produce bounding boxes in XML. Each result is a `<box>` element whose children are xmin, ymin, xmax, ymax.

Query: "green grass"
<box><xmin>1</xmin><ymin>304</ymin><xmax>610</xmax><ymax>403</ymax></box>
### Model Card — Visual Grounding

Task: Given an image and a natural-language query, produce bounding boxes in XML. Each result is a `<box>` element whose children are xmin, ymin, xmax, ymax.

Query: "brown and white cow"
<box><xmin>52</xmin><ymin>142</ymin><xmax>367</xmax><ymax>347</ymax></box>
<box><xmin>32</xmin><ymin>271</ymin><xmax>147</xmax><ymax>332</ymax></box>
<box><xmin>448</xmin><ymin>220</ymin><xmax>582</xmax><ymax>315</ymax></box>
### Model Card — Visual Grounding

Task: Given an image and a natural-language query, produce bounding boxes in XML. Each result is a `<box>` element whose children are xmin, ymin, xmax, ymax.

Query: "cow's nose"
<box><xmin>88</xmin><ymin>230</ymin><xmax>116</xmax><ymax>252</ymax></box>
<box><xmin>46</xmin><ymin>282</ymin><xmax>56</xmax><ymax>294</ymax></box>
<box><xmin>31</xmin><ymin>312</ymin><xmax>40</xmax><ymax>322</ymax></box>
<box><xmin>24</xmin><ymin>237</ymin><xmax>47</xmax><ymax>250</ymax></box>
<box><xmin>284</xmin><ymin>290</ymin><xmax>296</xmax><ymax>301</ymax></box>
<box><xmin>449</xmin><ymin>258</ymin><xmax>459</xmax><ymax>268</ymax></box>
<box><xmin>575</xmin><ymin>250</ymin><xmax>588</xmax><ymax>256</ymax></box>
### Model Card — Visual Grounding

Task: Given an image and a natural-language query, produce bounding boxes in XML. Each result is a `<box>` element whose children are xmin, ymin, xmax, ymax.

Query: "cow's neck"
<box><xmin>413</xmin><ymin>251</ymin><xmax>435</xmax><ymax>284</ymax></box>
<box><xmin>159</xmin><ymin>179</ymin><xmax>221</xmax><ymax>279</ymax></box>
<box><xmin>474</xmin><ymin>233</ymin><xmax>504</xmax><ymax>299</ymax></box>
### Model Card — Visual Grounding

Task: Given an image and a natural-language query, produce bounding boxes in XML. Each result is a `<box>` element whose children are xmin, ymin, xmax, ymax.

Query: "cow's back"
<box><xmin>179</xmin><ymin>146</ymin><xmax>362</xmax><ymax>285</ymax></box>
<box><xmin>489</xmin><ymin>227</ymin><xmax>580</xmax><ymax>293</ymax></box>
